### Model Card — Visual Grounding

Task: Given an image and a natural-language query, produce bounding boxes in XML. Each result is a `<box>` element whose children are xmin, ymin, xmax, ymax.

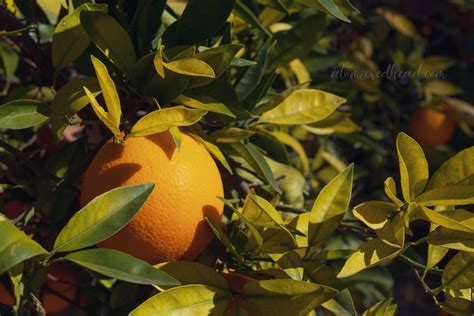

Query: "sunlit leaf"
<box><xmin>362</xmin><ymin>297</ymin><xmax>398</xmax><ymax>316</ymax></box>
<box><xmin>175</xmin><ymin>95</ymin><xmax>236</xmax><ymax>117</ymax></box>
<box><xmin>130</xmin><ymin>107</ymin><xmax>207</xmax><ymax>137</ymax></box>
<box><xmin>415</xmin><ymin>185</ymin><xmax>474</xmax><ymax>206</ymax></box>
<box><xmin>259</xmin><ymin>89</ymin><xmax>346</xmax><ymax>125</ymax></box>
<box><xmin>131</xmin><ymin>284</ymin><xmax>231</xmax><ymax>315</ymax></box>
<box><xmin>90</xmin><ymin>56</ymin><xmax>121</xmax><ymax>127</ymax></box>
<box><xmin>427</xmin><ymin>146</ymin><xmax>474</xmax><ymax>190</ymax></box>
<box><xmin>308</xmin><ymin>164</ymin><xmax>354</xmax><ymax>247</ymax></box>
<box><xmin>396</xmin><ymin>132</ymin><xmax>428</xmax><ymax>202</ymax></box>
<box><xmin>337</xmin><ymin>239</ymin><xmax>402</xmax><ymax>278</ymax></box>
<box><xmin>164</xmin><ymin>58</ymin><xmax>216</xmax><ymax>78</ymax></box>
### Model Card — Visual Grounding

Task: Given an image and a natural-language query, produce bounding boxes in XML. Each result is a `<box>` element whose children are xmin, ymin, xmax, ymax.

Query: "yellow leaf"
<box><xmin>271</xmin><ymin>131</ymin><xmax>309</xmax><ymax>176</ymax></box>
<box><xmin>130</xmin><ymin>285</ymin><xmax>231</xmax><ymax>316</ymax></box>
<box><xmin>258</xmin><ymin>89</ymin><xmax>346</xmax><ymax>125</ymax></box>
<box><xmin>396</xmin><ymin>132</ymin><xmax>428</xmax><ymax>202</ymax></box>
<box><xmin>130</xmin><ymin>107</ymin><xmax>207</xmax><ymax>137</ymax></box>
<box><xmin>90</xmin><ymin>56</ymin><xmax>121</xmax><ymax>127</ymax></box>
<box><xmin>83</xmin><ymin>86</ymin><xmax>121</xmax><ymax>137</ymax></box>
<box><xmin>153</xmin><ymin>46</ymin><xmax>166</xmax><ymax>78</ymax></box>
<box><xmin>164</xmin><ymin>58</ymin><xmax>216</xmax><ymax>78</ymax></box>
<box><xmin>289</xmin><ymin>59</ymin><xmax>310</xmax><ymax>84</ymax></box>
<box><xmin>378</xmin><ymin>9</ymin><xmax>420</xmax><ymax>39</ymax></box>
<box><xmin>337</xmin><ymin>239</ymin><xmax>403</xmax><ymax>278</ymax></box>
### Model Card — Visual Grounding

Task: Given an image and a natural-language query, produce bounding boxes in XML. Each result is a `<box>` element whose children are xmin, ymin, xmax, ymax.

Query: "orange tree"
<box><xmin>1</xmin><ymin>0</ymin><xmax>474</xmax><ymax>315</ymax></box>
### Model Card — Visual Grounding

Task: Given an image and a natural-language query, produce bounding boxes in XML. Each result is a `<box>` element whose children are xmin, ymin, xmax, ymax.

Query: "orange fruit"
<box><xmin>409</xmin><ymin>106</ymin><xmax>456</xmax><ymax>147</ymax></box>
<box><xmin>0</xmin><ymin>281</ymin><xmax>14</xmax><ymax>306</ymax></box>
<box><xmin>80</xmin><ymin>132</ymin><xmax>224</xmax><ymax>264</ymax></box>
<box><xmin>40</xmin><ymin>263</ymin><xmax>79</xmax><ymax>314</ymax></box>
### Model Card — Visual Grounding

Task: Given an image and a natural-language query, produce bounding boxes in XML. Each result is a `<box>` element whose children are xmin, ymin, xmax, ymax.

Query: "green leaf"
<box><xmin>50</xmin><ymin>77</ymin><xmax>100</xmax><ymax>139</ymax></box>
<box><xmin>442</xmin><ymin>252</ymin><xmax>474</xmax><ymax>290</ymax></box>
<box><xmin>83</xmin><ymin>86</ymin><xmax>121</xmax><ymax>137</ymax></box>
<box><xmin>81</xmin><ymin>11</ymin><xmax>136</xmax><ymax>73</ymax></box>
<box><xmin>0</xmin><ymin>41</ymin><xmax>19</xmax><ymax>85</ymax></box>
<box><xmin>130</xmin><ymin>107</ymin><xmax>207</xmax><ymax>137</ymax></box>
<box><xmin>155</xmin><ymin>261</ymin><xmax>228</xmax><ymax>291</ymax></box>
<box><xmin>0</xmin><ymin>100</ymin><xmax>48</xmax><ymax>129</ymax></box>
<box><xmin>187</xmin><ymin>44</ymin><xmax>242</xmax><ymax>88</ymax></box>
<box><xmin>234</xmin><ymin>1</ymin><xmax>272</xmax><ymax>36</ymax></box>
<box><xmin>235</xmin><ymin>40</ymin><xmax>272</xmax><ymax>102</ymax></box>
<box><xmin>427</xmin><ymin>147</ymin><xmax>474</xmax><ymax>190</ymax></box>
<box><xmin>396</xmin><ymin>132</ymin><xmax>429</xmax><ymax>202</ymax></box>
<box><xmin>231</xmin><ymin>142</ymin><xmax>281</xmax><ymax>193</ymax></box>
<box><xmin>268</xmin><ymin>14</ymin><xmax>326</xmax><ymax>69</ymax></box>
<box><xmin>177</xmin><ymin>0</ymin><xmax>235</xmax><ymax>44</ymax></box>
<box><xmin>53</xmin><ymin>184</ymin><xmax>154</xmax><ymax>252</ymax></box>
<box><xmin>64</xmin><ymin>248</ymin><xmax>178</xmax><ymax>285</ymax></box>
<box><xmin>52</xmin><ymin>3</ymin><xmax>107</xmax><ymax>70</ymax></box>
<box><xmin>245</xmin><ymin>194</ymin><xmax>294</xmax><ymax>243</ymax></box>
<box><xmin>296</xmin><ymin>0</ymin><xmax>351</xmax><ymax>23</ymax></box>
<box><xmin>415</xmin><ymin>185</ymin><xmax>474</xmax><ymax>206</ymax></box>
<box><xmin>362</xmin><ymin>297</ymin><xmax>398</xmax><ymax>316</ymax></box>
<box><xmin>130</xmin><ymin>284</ymin><xmax>232</xmax><ymax>316</ymax></box>
<box><xmin>210</xmin><ymin>127</ymin><xmax>255</xmax><ymax>143</ymax></box>
<box><xmin>0</xmin><ymin>215</ymin><xmax>48</xmax><ymax>275</ymax></box>
<box><xmin>243</xmin><ymin>279</ymin><xmax>337</xmax><ymax>316</ymax></box>
<box><xmin>258</xmin><ymin>89</ymin><xmax>346</xmax><ymax>125</ymax></box>
<box><xmin>148</xmin><ymin>71</ymin><xmax>190</xmax><ymax>104</ymax></box>
<box><xmin>321</xmin><ymin>288</ymin><xmax>357</xmax><ymax>316</ymax></box>
<box><xmin>266</xmin><ymin>158</ymin><xmax>305</xmax><ymax>208</ymax></box>
<box><xmin>165</xmin><ymin>58</ymin><xmax>216</xmax><ymax>78</ymax></box>
<box><xmin>205</xmin><ymin>218</ymin><xmax>244</xmax><ymax>262</ymax></box>
<box><xmin>428</xmin><ymin>228</ymin><xmax>474</xmax><ymax>252</ymax></box>
<box><xmin>414</xmin><ymin>206</ymin><xmax>474</xmax><ymax>233</ymax></box>
<box><xmin>337</xmin><ymin>239</ymin><xmax>402</xmax><ymax>278</ymax></box>
<box><xmin>175</xmin><ymin>95</ymin><xmax>236</xmax><ymax>117</ymax></box>
<box><xmin>90</xmin><ymin>56</ymin><xmax>121</xmax><ymax>127</ymax></box>
<box><xmin>308</xmin><ymin>164</ymin><xmax>354</xmax><ymax>247</ymax></box>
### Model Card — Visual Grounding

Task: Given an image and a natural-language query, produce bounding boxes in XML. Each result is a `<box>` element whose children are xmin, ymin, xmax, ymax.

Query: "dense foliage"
<box><xmin>0</xmin><ymin>0</ymin><xmax>473</xmax><ymax>315</ymax></box>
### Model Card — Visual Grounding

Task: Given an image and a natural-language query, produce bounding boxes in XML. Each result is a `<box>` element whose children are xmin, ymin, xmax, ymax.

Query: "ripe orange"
<box><xmin>409</xmin><ymin>106</ymin><xmax>456</xmax><ymax>147</ymax></box>
<box><xmin>0</xmin><ymin>281</ymin><xmax>14</xmax><ymax>306</ymax></box>
<box><xmin>80</xmin><ymin>132</ymin><xmax>224</xmax><ymax>264</ymax></box>
<box><xmin>41</xmin><ymin>263</ymin><xmax>79</xmax><ymax>314</ymax></box>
